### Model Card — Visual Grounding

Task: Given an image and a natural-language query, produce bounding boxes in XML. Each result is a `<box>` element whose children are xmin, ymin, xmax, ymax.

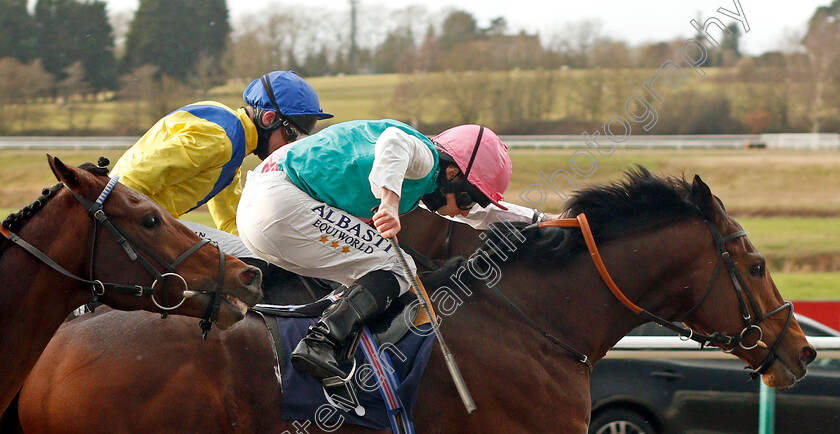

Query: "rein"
<box><xmin>538</xmin><ymin>213</ymin><xmax>793</xmax><ymax>378</ymax></box>
<box><xmin>401</xmin><ymin>228</ymin><xmax>593</xmax><ymax>371</ymax></box>
<box><xmin>0</xmin><ymin>176</ymin><xmax>227</xmax><ymax>335</ymax></box>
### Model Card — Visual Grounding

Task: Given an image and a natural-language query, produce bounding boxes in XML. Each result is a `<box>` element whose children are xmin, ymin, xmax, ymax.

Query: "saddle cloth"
<box><xmin>276</xmin><ymin>316</ymin><xmax>434</xmax><ymax>430</ymax></box>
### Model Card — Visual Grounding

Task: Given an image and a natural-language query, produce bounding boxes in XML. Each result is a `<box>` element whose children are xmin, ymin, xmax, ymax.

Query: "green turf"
<box><xmin>739</xmin><ymin>218</ymin><xmax>840</xmax><ymax>256</ymax></box>
<box><xmin>4</xmin><ymin>208</ymin><xmax>836</xmax><ymax>299</ymax></box>
<box><xmin>2</xmin><ymin>146</ymin><xmax>837</xmax><ymax>300</ymax></box>
<box><xmin>775</xmin><ymin>273</ymin><xmax>840</xmax><ymax>300</ymax></box>
<box><xmin>508</xmin><ymin>148</ymin><xmax>840</xmax><ymax>217</ymax></box>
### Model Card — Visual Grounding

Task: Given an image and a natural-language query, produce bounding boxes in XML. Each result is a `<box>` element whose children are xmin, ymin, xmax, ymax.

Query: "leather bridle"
<box><xmin>1</xmin><ymin>176</ymin><xmax>227</xmax><ymax>336</ymax></box>
<box><xmin>681</xmin><ymin>219</ymin><xmax>794</xmax><ymax>378</ymax></box>
<box><xmin>537</xmin><ymin>213</ymin><xmax>794</xmax><ymax>377</ymax></box>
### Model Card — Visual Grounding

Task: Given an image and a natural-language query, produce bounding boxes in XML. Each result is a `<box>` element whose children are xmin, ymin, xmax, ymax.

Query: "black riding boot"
<box><xmin>291</xmin><ymin>271</ymin><xmax>400</xmax><ymax>380</ymax></box>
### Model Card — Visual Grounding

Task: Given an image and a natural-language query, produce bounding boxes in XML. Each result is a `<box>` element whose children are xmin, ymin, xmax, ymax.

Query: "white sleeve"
<box><xmin>179</xmin><ymin>220</ymin><xmax>262</xmax><ymax>260</ymax></box>
<box><xmin>420</xmin><ymin>201</ymin><xmax>538</xmax><ymax>230</ymax></box>
<box><xmin>369</xmin><ymin>127</ymin><xmax>436</xmax><ymax>199</ymax></box>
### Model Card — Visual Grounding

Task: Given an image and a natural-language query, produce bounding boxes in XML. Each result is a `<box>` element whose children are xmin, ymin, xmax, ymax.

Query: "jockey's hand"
<box><xmin>373</xmin><ymin>188</ymin><xmax>401</xmax><ymax>238</ymax></box>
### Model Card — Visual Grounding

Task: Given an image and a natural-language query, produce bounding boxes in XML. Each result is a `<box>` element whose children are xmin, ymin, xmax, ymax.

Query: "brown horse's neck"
<box><xmin>0</xmin><ymin>203</ymin><xmax>91</xmax><ymax>411</ymax></box>
<box><xmin>578</xmin><ymin>218</ymin><xmax>711</xmax><ymax>362</ymax></box>
<box><xmin>407</xmin><ymin>217</ymin><xmax>713</xmax><ymax>429</ymax></box>
<box><xmin>446</xmin><ymin>217</ymin><xmax>709</xmax><ymax>366</ymax></box>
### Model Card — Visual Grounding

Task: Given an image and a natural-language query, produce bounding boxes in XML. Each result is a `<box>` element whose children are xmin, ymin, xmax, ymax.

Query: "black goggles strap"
<box><xmin>260</xmin><ymin>75</ymin><xmax>308</xmax><ymax>135</ymax></box>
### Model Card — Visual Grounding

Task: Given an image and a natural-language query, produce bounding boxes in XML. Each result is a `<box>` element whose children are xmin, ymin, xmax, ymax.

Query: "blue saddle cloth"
<box><xmin>277</xmin><ymin>316</ymin><xmax>435</xmax><ymax>430</ymax></box>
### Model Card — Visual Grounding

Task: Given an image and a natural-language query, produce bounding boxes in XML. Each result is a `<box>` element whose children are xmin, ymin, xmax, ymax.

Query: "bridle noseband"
<box><xmin>680</xmin><ymin>219</ymin><xmax>794</xmax><ymax>378</ymax></box>
<box><xmin>1</xmin><ymin>175</ymin><xmax>228</xmax><ymax>337</ymax></box>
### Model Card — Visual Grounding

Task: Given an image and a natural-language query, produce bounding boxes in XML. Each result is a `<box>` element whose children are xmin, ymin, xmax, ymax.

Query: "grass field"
<box><xmin>209</xmin><ymin>74</ymin><xmax>402</xmax><ymax>125</ymax></box>
<box><xmin>2</xmin><ymin>147</ymin><xmax>837</xmax><ymax>298</ymax></box>
<box><xmin>773</xmin><ymin>273</ymin><xmax>840</xmax><ymax>300</ymax></box>
<box><xmin>3</xmin><ymin>206</ymin><xmax>831</xmax><ymax>299</ymax></box>
<box><xmin>2</xmin><ymin>68</ymin><xmax>821</xmax><ymax>136</ymax></box>
<box><xmin>509</xmin><ymin>148</ymin><xmax>840</xmax><ymax>216</ymax></box>
<box><xmin>153</xmin><ymin>213</ymin><xmax>840</xmax><ymax>301</ymax></box>
<box><xmin>4</xmin><ymin>148</ymin><xmax>840</xmax><ymax>216</ymax></box>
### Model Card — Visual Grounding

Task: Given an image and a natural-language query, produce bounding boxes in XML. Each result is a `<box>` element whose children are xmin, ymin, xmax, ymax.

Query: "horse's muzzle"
<box><xmin>800</xmin><ymin>345</ymin><xmax>817</xmax><ymax>365</ymax></box>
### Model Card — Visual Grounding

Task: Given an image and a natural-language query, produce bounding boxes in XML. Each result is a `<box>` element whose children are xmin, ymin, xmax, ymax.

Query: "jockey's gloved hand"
<box><xmin>418</xmin><ymin>256</ymin><xmax>474</xmax><ymax>291</ymax></box>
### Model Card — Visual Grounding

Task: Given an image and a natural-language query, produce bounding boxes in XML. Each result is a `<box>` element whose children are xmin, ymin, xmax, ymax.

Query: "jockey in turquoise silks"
<box><xmin>237</xmin><ymin>119</ymin><xmax>548</xmax><ymax>381</ymax></box>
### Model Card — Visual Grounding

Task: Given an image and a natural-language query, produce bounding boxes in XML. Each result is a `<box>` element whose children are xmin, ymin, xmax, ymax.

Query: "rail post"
<box><xmin>758</xmin><ymin>381</ymin><xmax>776</xmax><ymax>434</ymax></box>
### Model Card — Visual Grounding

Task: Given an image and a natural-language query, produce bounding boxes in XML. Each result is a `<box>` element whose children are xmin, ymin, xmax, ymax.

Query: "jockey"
<box><xmin>237</xmin><ymin>119</ymin><xmax>547</xmax><ymax>381</ymax></box>
<box><xmin>112</xmin><ymin>70</ymin><xmax>332</xmax><ymax>235</ymax></box>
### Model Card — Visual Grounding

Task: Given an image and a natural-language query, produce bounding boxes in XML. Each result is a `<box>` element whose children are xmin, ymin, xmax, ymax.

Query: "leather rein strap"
<box><xmin>1</xmin><ymin>177</ymin><xmax>162</xmax><ymax>297</ymax></box>
<box><xmin>1</xmin><ymin>176</ymin><xmax>226</xmax><ymax>332</ymax></box>
<box><xmin>538</xmin><ymin>213</ymin><xmax>793</xmax><ymax>377</ymax></box>
<box><xmin>540</xmin><ymin>214</ymin><xmax>643</xmax><ymax>313</ymax></box>
<box><xmin>539</xmin><ymin>213</ymin><xmax>725</xmax><ymax>343</ymax></box>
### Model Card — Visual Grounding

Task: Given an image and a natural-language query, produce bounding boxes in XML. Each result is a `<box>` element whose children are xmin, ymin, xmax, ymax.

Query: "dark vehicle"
<box><xmin>589</xmin><ymin>315</ymin><xmax>840</xmax><ymax>434</ymax></box>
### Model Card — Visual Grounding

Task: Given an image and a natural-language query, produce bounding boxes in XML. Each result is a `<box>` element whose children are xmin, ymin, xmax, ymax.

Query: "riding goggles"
<box><xmin>442</xmin><ymin>180</ymin><xmax>490</xmax><ymax>211</ymax></box>
<box><xmin>259</xmin><ymin>75</ymin><xmax>312</xmax><ymax>135</ymax></box>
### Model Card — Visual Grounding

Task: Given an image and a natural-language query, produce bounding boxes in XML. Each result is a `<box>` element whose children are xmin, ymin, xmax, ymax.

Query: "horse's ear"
<box><xmin>689</xmin><ymin>174</ymin><xmax>722</xmax><ymax>221</ymax></box>
<box><xmin>47</xmin><ymin>154</ymin><xmax>81</xmax><ymax>190</ymax></box>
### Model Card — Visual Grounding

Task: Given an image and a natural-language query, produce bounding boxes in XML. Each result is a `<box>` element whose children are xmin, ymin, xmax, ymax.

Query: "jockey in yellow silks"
<box><xmin>112</xmin><ymin>71</ymin><xmax>332</xmax><ymax>234</ymax></box>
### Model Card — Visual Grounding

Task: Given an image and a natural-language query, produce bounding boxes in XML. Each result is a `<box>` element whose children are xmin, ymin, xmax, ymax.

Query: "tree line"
<box><xmin>1</xmin><ymin>0</ymin><xmax>840</xmax><ymax>135</ymax></box>
<box><xmin>0</xmin><ymin>0</ymin><xmax>747</xmax><ymax>93</ymax></box>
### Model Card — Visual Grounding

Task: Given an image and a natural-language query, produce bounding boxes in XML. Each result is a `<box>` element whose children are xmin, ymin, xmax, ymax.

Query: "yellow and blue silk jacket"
<box><xmin>112</xmin><ymin>101</ymin><xmax>258</xmax><ymax>234</ymax></box>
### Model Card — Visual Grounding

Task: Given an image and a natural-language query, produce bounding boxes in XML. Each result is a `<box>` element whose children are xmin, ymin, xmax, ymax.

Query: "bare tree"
<box><xmin>228</xmin><ymin>11</ymin><xmax>305</xmax><ymax>80</ymax></box>
<box><xmin>802</xmin><ymin>6</ymin><xmax>840</xmax><ymax>132</ymax></box>
<box><xmin>550</xmin><ymin>19</ymin><xmax>604</xmax><ymax>68</ymax></box>
<box><xmin>387</xmin><ymin>73</ymin><xmax>432</xmax><ymax>127</ymax></box>
<box><xmin>589</xmin><ymin>39</ymin><xmax>631</xmax><ymax>68</ymax></box>
<box><xmin>435</xmin><ymin>71</ymin><xmax>491</xmax><ymax>124</ymax></box>
<box><xmin>0</xmin><ymin>58</ymin><xmax>26</xmax><ymax>133</ymax></box>
<box><xmin>59</xmin><ymin>62</ymin><xmax>90</xmax><ymax>131</ymax></box>
<box><xmin>634</xmin><ymin>42</ymin><xmax>674</xmax><ymax>68</ymax></box>
<box><xmin>17</xmin><ymin>59</ymin><xmax>52</xmax><ymax>132</ymax></box>
<box><xmin>117</xmin><ymin>65</ymin><xmax>158</xmax><ymax>134</ymax></box>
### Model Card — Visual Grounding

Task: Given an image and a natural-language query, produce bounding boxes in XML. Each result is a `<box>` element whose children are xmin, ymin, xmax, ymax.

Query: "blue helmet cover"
<box><xmin>243</xmin><ymin>70</ymin><xmax>333</xmax><ymax>119</ymax></box>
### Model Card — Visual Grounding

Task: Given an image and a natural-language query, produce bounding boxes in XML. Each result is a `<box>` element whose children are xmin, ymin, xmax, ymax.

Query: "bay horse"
<box><xmin>0</xmin><ymin>156</ymin><xmax>263</xmax><ymax>414</ymax></box>
<box><xmin>11</xmin><ymin>169</ymin><xmax>816</xmax><ymax>433</ymax></box>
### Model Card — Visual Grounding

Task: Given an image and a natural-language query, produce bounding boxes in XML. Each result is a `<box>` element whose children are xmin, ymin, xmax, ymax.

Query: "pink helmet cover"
<box><xmin>433</xmin><ymin>125</ymin><xmax>512</xmax><ymax>210</ymax></box>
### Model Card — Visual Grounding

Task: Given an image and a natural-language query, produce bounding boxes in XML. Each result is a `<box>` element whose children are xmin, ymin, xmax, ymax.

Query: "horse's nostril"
<box><xmin>800</xmin><ymin>346</ymin><xmax>817</xmax><ymax>365</ymax></box>
<box><xmin>239</xmin><ymin>268</ymin><xmax>257</xmax><ymax>285</ymax></box>
<box><xmin>240</xmin><ymin>267</ymin><xmax>261</xmax><ymax>287</ymax></box>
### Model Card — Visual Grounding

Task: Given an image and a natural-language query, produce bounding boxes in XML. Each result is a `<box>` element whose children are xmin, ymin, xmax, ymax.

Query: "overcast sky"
<box><xmin>31</xmin><ymin>0</ymin><xmax>831</xmax><ymax>54</ymax></box>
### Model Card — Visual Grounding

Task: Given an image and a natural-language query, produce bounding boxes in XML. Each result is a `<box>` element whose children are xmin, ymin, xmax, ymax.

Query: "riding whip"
<box><xmin>388</xmin><ymin>237</ymin><xmax>477</xmax><ymax>414</ymax></box>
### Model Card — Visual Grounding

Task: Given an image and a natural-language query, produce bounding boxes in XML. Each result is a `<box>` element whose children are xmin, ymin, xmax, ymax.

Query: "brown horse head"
<box><xmin>44</xmin><ymin>155</ymin><xmax>263</xmax><ymax>328</ymax></box>
<box><xmin>0</xmin><ymin>156</ymin><xmax>264</xmax><ymax>412</ymax></box>
<box><xmin>682</xmin><ymin>174</ymin><xmax>815</xmax><ymax>388</ymax></box>
<box><xmin>514</xmin><ymin>167</ymin><xmax>817</xmax><ymax>390</ymax></box>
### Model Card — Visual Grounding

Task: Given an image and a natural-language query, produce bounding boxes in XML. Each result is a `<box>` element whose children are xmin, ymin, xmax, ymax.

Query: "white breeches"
<box><xmin>237</xmin><ymin>170</ymin><xmax>416</xmax><ymax>295</ymax></box>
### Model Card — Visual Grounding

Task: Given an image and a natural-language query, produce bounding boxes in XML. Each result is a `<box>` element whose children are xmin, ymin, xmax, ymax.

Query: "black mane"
<box><xmin>495</xmin><ymin>166</ymin><xmax>701</xmax><ymax>261</ymax></box>
<box><xmin>1</xmin><ymin>157</ymin><xmax>111</xmax><ymax>235</ymax></box>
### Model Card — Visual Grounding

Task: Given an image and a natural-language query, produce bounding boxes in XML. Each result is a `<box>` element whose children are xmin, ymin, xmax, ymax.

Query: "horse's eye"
<box><xmin>142</xmin><ymin>214</ymin><xmax>160</xmax><ymax>229</ymax></box>
<box><xmin>750</xmin><ymin>263</ymin><xmax>765</xmax><ymax>277</ymax></box>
